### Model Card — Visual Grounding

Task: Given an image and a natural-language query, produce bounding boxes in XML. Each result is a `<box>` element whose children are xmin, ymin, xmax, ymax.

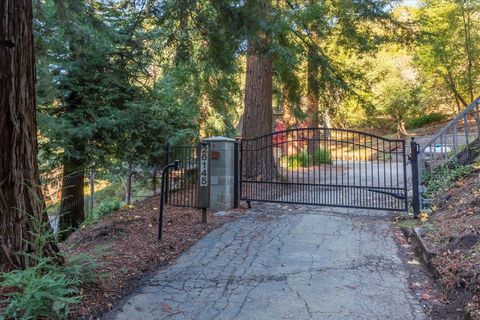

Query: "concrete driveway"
<box><xmin>106</xmin><ymin>202</ymin><xmax>426</xmax><ymax>320</ymax></box>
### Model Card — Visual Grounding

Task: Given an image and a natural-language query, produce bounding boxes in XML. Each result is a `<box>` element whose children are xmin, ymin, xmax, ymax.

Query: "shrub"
<box><xmin>422</xmin><ymin>161</ymin><xmax>474</xmax><ymax>196</ymax></box>
<box><xmin>0</xmin><ymin>255</ymin><xmax>97</xmax><ymax>320</ymax></box>
<box><xmin>83</xmin><ymin>199</ymin><xmax>123</xmax><ymax>226</ymax></box>
<box><xmin>406</xmin><ymin>112</ymin><xmax>447</xmax><ymax>129</ymax></box>
<box><xmin>282</xmin><ymin>147</ymin><xmax>332</xmax><ymax>168</ymax></box>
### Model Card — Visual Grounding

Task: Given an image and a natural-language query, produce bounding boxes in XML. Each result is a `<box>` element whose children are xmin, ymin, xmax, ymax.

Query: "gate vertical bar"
<box><xmin>402</xmin><ymin>140</ymin><xmax>408</xmax><ymax>211</ymax></box>
<box><xmin>239</xmin><ymin>140</ymin><xmax>244</xmax><ymax>204</ymax></box>
<box><xmin>465</xmin><ymin>114</ymin><xmax>470</xmax><ymax>160</ymax></box>
<box><xmin>234</xmin><ymin>141</ymin><xmax>239</xmax><ymax>208</ymax></box>
<box><xmin>453</xmin><ymin>125</ymin><xmax>458</xmax><ymax>160</ymax></box>
<box><xmin>164</xmin><ymin>142</ymin><xmax>170</xmax><ymax>204</ymax></box>
<box><xmin>410</xmin><ymin>138</ymin><xmax>421</xmax><ymax>218</ymax></box>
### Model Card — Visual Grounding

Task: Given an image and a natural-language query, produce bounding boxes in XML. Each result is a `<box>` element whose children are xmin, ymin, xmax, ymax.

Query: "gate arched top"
<box><xmin>239</xmin><ymin>127</ymin><xmax>409</xmax><ymax>212</ymax></box>
<box><xmin>241</xmin><ymin>127</ymin><xmax>404</xmax><ymax>143</ymax></box>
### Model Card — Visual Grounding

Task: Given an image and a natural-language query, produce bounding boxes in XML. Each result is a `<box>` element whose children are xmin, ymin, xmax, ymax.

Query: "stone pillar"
<box><xmin>203</xmin><ymin>136</ymin><xmax>236</xmax><ymax>210</ymax></box>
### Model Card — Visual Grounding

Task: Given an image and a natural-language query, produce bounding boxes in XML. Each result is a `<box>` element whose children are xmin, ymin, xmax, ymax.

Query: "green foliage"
<box><xmin>415</xmin><ymin>1</ymin><xmax>480</xmax><ymax>108</ymax></box>
<box><xmin>282</xmin><ymin>148</ymin><xmax>332</xmax><ymax>169</ymax></box>
<box><xmin>34</xmin><ymin>0</ymin><xmax>236</xmax><ymax>180</ymax></box>
<box><xmin>61</xmin><ymin>254</ymin><xmax>100</xmax><ymax>284</ymax></box>
<box><xmin>422</xmin><ymin>161</ymin><xmax>474</xmax><ymax>196</ymax></box>
<box><xmin>83</xmin><ymin>199</ymin><xmax>123</xmax><ymax>226</ymax></box>
<box><xmin>0</xmin><ymin>255</ymin><xmax>97</xmax><ymax>320</ymax></box>
<box><xmin>406</xmin><ymin>112</ymin><xmax>447</xmax><ymax>129</ymax></box>
<box><xmin>365</xmin><ymin>47</ymin><xmax>423</xmax><ymax>135</ymax></box>
<box><xmin>396</xmin><ymin>219</ymin><xmax>420</xmax><ymax>229</ymax></box>
<box><xmin>272</xmin><ymin>0</ymin><xmax>398</xmax><ymax>128</ymax></box>
<box><xmin>31</xmin><ymin>0</ymin><xmax>480</xmax><ymax>231</ymax></box>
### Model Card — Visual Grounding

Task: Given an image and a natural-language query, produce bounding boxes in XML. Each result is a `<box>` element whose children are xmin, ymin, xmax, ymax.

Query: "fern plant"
<box><xmin>0</xmin><ymin>253</ymin><xmax>98</xmax><ymax>320</ymax></box>
<box><xmin>83</xmin><ymin>199</ymin><xmax>123</xmax><ymax>226</ymax></box>
<box><xmin>0</xmin><ymin>258</ymin><xmax>78</xmax><ymax>319</ymax></box>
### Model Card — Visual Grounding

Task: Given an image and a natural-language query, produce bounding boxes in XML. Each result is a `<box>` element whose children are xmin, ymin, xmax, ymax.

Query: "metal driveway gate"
<box><xmin>240</xmin><ymin>128</ymin><xmax>408</xmax><ymax>211</ymax></box>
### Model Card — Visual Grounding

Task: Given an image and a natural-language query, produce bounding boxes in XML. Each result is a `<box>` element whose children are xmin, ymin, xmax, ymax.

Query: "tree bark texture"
<box><xmin>243</xmin><ymin>51</ymin><xmax>274</xmax><ymax>140</ymax></box>
<box><xmin>396</xmin><ymin>120</ymin><xmax>408</xmax><ymax>139</ymax></box>
<box><xmin>307</xmin><ymin>47</ymin><xmax>320</xmax><ymax>153</ymax></box>
<box><xmin>242</xmin><ymin>0</ymin><xmax>276</xmax><ymax>179</ymax></box>
<box><xmin>460</xmin><ymin>3</ymin><xmax>475</xmax><ymax>103</ymax></box>
<box><xmin>0</xmin><ymin>0</ymin><xmax>60</xmax><ymax>271</ymax></box>
<box><xmin>280</xmin><ymin>87</ymin><xmax>298</xmax><ymax>128</ymax></box>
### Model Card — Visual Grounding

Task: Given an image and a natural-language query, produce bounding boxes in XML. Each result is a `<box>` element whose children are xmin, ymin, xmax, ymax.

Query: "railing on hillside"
<box><xmin>412</xmin><ymin>97</ymin><xmax>480</xmax><ymax>210</ymax></box>
<box><xmin>418</xmin><ymin>97</ymin><xmax>480</xmax><ymax>188</ymax></box>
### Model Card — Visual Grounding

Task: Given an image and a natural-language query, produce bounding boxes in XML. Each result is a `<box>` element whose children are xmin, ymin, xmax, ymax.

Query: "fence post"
<box><xmin>198</xmin><ymin>142</ymin><xmax>210</xmax><ymax>223</ymax></box>
<box><xmin>201</xmin><ymin>137</ymin><xmax>236</xmax><ymax>211</ymax></box>
<box><xmin>475</xmin><ymin>100</ymin><xmax>480</xmax><ymax>136</ymax></box>
<box><xmin>89</xmin><ymin>166</ymin><xmax>95</xmax><ymax>212</ymax></box>
<box><xmin>164</xmin><ymin>142</ymin><xmax>170</xmax><ymax>204</ymax></box>
<box><xmin>125</xmin><ymin>163</ymin><xmax>133</xmax><ymax>205</ymax></box>
<box><xmin>410</xmin><ymin>137</ymin><xmax>421</xmax><ymax>219</ymax></box>
<box><xmin>233</xmin><ymin>141</ymin><xmax>239</xmax><ymax>209</ymax></box>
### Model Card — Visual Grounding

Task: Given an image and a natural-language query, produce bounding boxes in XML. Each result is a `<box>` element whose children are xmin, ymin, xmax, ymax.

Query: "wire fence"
<box><xmin>41</xmin><ymin>167</ymin><xmax>164</xmax><ymax>219</ymax></box>
<box><xmin>40</xmin><ymin>143</ymin><xmax>201</xmax><ymax>229</ymax></box>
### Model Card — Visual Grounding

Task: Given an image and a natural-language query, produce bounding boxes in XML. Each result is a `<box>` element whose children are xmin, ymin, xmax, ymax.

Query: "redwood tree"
<box><xmin>307</xmin><ymin>45</ymin><xmax>321</xmax><ymax>153</ymax></box>
<box><xmin>0</xmin><ymin>0</ymin><xmax>60</xmax><ymax>271</ymax></box>
<box><xmin>243</xmin><ymin>43</ymin><xmax>273</xmax><ymax>139</ymax></box>
<box><xmin>242</xmin><ymin>0</ymin><xmax>276</xmax><ymax>179</ymax></box>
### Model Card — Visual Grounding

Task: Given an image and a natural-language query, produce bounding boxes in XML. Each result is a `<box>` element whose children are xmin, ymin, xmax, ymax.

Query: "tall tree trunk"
<box><xmin>396</xmin><ymin>120</ymin><xmax>408</xmax><ymax>139</ymax></box>
<box><xmin>444</xmin><ymin>71</ymin><xmax>469</xmax><ymax>108</ymax></box>
<box><xmin>175</xmin><ymin>8</ymin><xmax>190</xmax><ymax>65</ymax></box>
<box><xmin>440</xmin><ymin>51</ymin><xmax>469</xmax><ymax>108</ymax></box>
<box><xmin>242</xmin><ymin>0</ymin><xmax>275</xmax><ymax>179</ymax></box>
<box><xmin>307</xmin><ymin>47</ymin><xmax>320</xmax><ymax>153</ymax></box>
<box><xmin>460</xmin><ymin>3</ymin><xmax>479</xmax><ymax>134</ymax></box>
<box><xmin>59</xmin><ymin>157</ymin><xmax>85</xmax><ymax>238</ymax></box>
<box><xmin>461</xmin><ymin>3</ymin><xmax>475</xmax><ymax>103</ymax></box>
<box><xmin>57</xmin><ymin>100</ymin><xmax>86</xmax><ymax>236</ymax></box>
<box><xmin>454</xmin><ymin>95</ymin><xmax>462</xmax><ymax>113</ymax></box>
<box><xmin>281</xmin><ymin>87</ymin><xmax>298</xmax><ymax>128</ymax></box>
<box><xmin>244</xmin><ymin>54</ymin><xmax>273</xmax><ymax>138</ymax></box>
<box><xmin>52</xmin><ymin>0</ymin><xmax>86</xmax><ymax>237</ymax></box>
<box><xmin>319</xmin><ymin>63</ymin><xmax>332</xmax><ymax>129</ymax></box>
<box><xmin>0</xmin><ymin>0</ymin><xmax>60</xmax><ymax>271</ymax></box>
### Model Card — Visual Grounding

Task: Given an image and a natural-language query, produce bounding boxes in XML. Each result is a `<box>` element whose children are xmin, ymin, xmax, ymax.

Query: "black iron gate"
<box><xmin>240</xmin><ymin>128</ymin><xmax>408</xmax><ymax>211</ymax></box>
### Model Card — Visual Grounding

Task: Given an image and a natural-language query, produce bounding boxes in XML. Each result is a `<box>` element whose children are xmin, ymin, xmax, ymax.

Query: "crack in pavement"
<box><xmin>105</xmin><ymin>203</ymin><xmax>427</xmax><ymax>320</ymax></box>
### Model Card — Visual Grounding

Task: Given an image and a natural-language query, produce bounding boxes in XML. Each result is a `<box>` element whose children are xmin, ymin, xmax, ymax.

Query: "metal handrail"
<box><xmin>158</xmin><ymin>160</ymin><xmax>180</xmax><ymax>241</ymax></box>
<box><xmin>416</xmin><ymin>97</ymin><xmax>480</xmax><ymax>210</ymax></box>
<box><xmin>420</xmin><ymin>97</ymin><xmax>480</xmax><ymax>152</ymax></box>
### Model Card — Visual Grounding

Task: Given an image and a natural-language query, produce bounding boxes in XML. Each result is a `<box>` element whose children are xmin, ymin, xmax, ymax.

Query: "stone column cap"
<box><xmin>202</xmin><ymin>136</ymin><xmax>236</xmax><ymax>142</ymax></box>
